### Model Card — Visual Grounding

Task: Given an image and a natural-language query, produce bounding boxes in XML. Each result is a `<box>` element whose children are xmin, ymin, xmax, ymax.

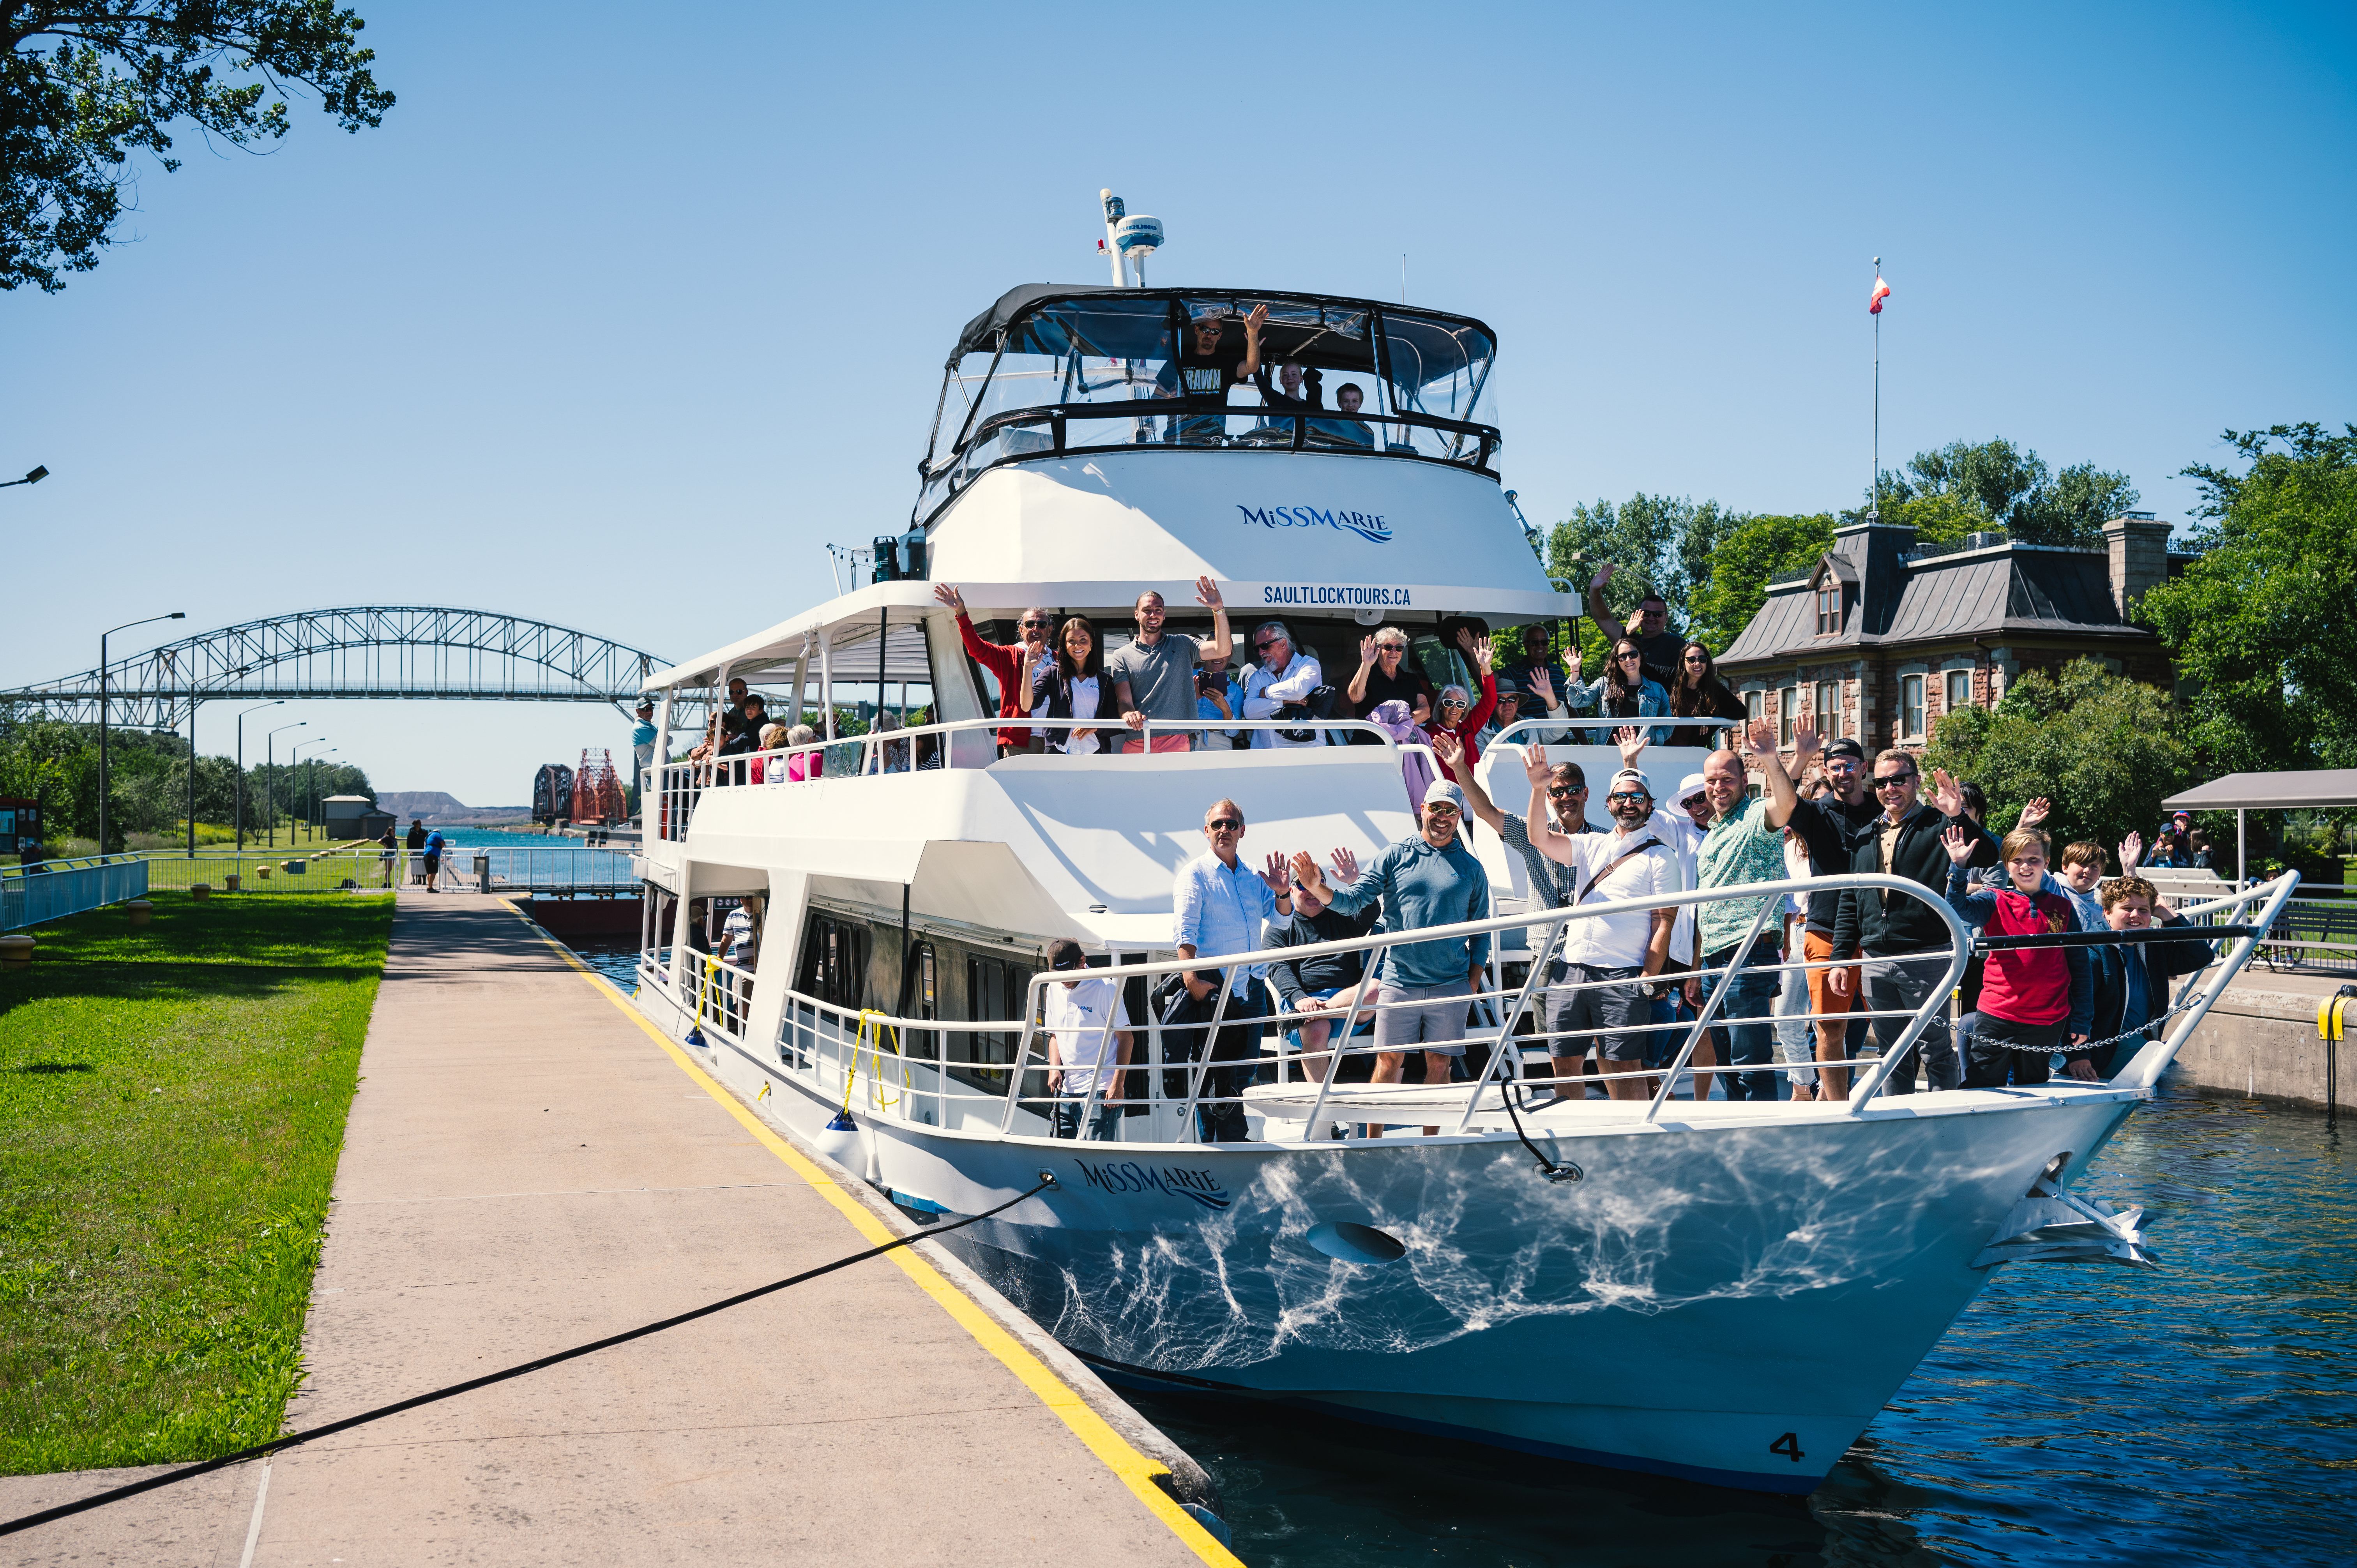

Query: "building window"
<box><xmin>1945</xmin><ymin>669</ymin><xmax>1972</xmax><ymax>713</ymax></box>
<box><xmin>1815</xmin><ymin>584</ymin><xmax>1841</xmax><ymax>636</ymax></box>
<box><xmin>1777</xmin><ymin>685</ymin><xmax>1798</xmax><ymax>745</ymax></box>
<box><xmin>1745</xmin><ymin>689</ymin><xmax>1765</xmax><ymax>724</ymax></box>
<box><xmin>1899</xmin><ymin>674</ymin><xmax>1925</xmax><ymax>740</ymax></box>
<box><xmin>1816</xmin><ymin>681</ymin><xmax>1842</xmax><ymax>740</ymax></box>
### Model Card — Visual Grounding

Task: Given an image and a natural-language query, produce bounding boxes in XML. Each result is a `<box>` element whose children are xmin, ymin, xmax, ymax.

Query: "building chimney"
<box><xmin>2103</xmin><ymin>511</ymin><xmax>2171</xmax><ymax>620</ymax></box>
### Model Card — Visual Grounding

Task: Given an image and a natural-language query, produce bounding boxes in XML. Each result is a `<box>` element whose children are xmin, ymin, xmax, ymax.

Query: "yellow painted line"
<box><xmin>495</xmin><ymin>902</ymin><xmax>1244</xmax><ymax>1568</ymax></box>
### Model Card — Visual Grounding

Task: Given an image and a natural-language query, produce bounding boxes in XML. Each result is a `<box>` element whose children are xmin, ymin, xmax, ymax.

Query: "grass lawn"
<box><xmin>0</xmin><ymin>891</ymin><xmax>393</xmax><ymax>1474</ymax></box>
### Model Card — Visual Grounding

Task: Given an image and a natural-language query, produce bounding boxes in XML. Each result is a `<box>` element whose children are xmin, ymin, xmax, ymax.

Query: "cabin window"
<box><xmin>1815</xmin><ymin>584</ymin><xmax>1842</xmax><ymax>636</ymax></box>
<box><xmin>959</xmin><ymin>953</ymin><xmax>1036</xmax><ymax>1089</ymax></box>
<box><xmin>1777</xmin><ymin>686</ymin><xmax>1798</xmax><ymax>746</ymax></box>
<box><xmin>796</xmin><ymin>912</ymin><xmax>870</xmax><ymax>1012</ymax></box>
<box><xmin>1816</xmin><ymin>682</ymin><xmax>1843</xmax><ymax>740</ymax></box>
<box><xmin>1744</xmin><ymin>689</ymin><xmax>1765</xmax><ymax>724</ymax></box>
<box><xmin>1945</xmin><ymin>670</ymin><xmax>1972</xmax><ymax>713</ymax></box>
<box><xmin>1899</xmin><ymin>675</ymin><xmax>1926</xmax><ymax>740</ymax></box>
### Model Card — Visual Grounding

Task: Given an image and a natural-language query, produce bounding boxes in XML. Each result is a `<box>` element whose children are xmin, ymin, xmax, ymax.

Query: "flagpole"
<box><xmin>1871</xmin><ymin>254</ymin><xmax>1881</xmax><ymax>524</ymax></box>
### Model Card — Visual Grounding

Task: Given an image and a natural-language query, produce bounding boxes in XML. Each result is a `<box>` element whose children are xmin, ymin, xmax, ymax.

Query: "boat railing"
<box><xmin>933</xmin><ymin>403</ymin><xmax>1505</xmax><ymax>495</ymax></box>
<box><xmin>654</xmin><ymin>715</ymin><xmax>1407</xmax><ymax>844</ymax></box>
<box><xmin>648</xmin><ymin>869</ymin><xmax>2293</xmax><ymax>1148</ymax></box>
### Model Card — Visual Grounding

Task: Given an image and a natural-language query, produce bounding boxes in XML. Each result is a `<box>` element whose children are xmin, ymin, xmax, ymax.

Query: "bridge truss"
<box><xmin>0</xmin><ymin>607</ymin><xmax>674</xmax><ymax>729</ymax></box>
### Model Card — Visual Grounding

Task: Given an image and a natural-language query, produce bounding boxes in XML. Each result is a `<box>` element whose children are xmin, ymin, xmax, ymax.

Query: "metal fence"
<box><xmin>0</xmin><ymin>855</ymin><xmax>151</xmax><ymax>930</ymax></box>
<box><xmin>117</xmin><ymin>844</ymin><xmax>639</xmax><ymax>897</ymax></box>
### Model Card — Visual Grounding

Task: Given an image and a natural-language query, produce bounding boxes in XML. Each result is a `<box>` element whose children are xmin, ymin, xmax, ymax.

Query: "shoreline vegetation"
<box><xmin>0</xmin><ymin>890</ymin><xmax>393</xmax><ymax>1474</ymax></box>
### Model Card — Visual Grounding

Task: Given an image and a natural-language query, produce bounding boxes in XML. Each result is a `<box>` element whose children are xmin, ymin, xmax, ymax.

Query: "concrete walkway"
<box><xmin>4</xmin><ymin>890</ymin><xmax>1226</xmax><ymax>1566</ymax></box>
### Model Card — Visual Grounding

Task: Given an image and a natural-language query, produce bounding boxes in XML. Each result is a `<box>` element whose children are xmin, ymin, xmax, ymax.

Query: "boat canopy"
<box><xmin>918</xmin><ymin>286</ymin><xmax>1502</xmax><ymax>525</ymax></box>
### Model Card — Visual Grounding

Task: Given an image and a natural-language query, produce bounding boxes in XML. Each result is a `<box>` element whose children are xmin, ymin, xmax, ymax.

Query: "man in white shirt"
<box><xmin>1239</xmin><ymin>620</ymin><xmax>1326</xmax><ymax>749</ymax></box>
<box><xmin>1042</xmin><ymin>938</ymin><xmax>1131</xmax><ymax>1142</ymax></box>
<box><xmin>1521</xmin><ymin>759</ymin><xmax>1679</xmax><ymax>1100</ymax></box>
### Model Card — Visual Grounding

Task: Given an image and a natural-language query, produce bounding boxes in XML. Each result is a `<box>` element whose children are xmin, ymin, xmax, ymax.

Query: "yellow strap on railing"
<box><xmin>845</xmin><ymin>1008</ymin><xmax>906</xmax><ymax>1112</ymax></box>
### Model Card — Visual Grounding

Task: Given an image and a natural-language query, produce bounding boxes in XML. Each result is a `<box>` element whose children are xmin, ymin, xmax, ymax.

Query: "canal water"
<box><xmin>560</xmin><ymin>931</ymin><xmax>2352</xmax><ymax>1564</ymax></box>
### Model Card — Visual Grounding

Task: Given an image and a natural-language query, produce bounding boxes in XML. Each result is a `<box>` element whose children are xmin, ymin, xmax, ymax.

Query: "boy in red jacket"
<box><xmin>1943</xmin><ymin>825</ymin><xmax>2092</xmax><ymax>1088</ymax></box>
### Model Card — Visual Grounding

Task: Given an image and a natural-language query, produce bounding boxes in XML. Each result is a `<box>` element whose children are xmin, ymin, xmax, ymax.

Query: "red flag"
<box><xmin>1869</xmin><ymin>275</ymin><xmax>1891</xmax><ymax>314</ymax></box>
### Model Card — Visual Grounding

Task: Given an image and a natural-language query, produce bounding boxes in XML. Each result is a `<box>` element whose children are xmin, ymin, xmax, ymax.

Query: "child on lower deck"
<box><xmin>1943</xmin><ymin>825</ymin><xmax>2092</xmax><ymax>1088</ymax></box>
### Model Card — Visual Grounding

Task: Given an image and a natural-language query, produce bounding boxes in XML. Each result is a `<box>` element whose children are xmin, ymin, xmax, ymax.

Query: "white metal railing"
<box><xmin>654</xmin><ymin>715</ymin><xmax>1408</xmax><ymax>844</ymax></box>
<box><xmin>647</xmin><ymin>868</ymin><xmax>2295</xmax><ymax>1146</ymax></box>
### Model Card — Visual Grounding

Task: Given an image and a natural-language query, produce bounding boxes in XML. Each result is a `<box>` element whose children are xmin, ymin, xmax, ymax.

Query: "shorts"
<box><xmin>1549</xmin><ymin>963</ymin><xmax>1649</xmax><ymax>1061</ymax></box>
<box><xmin>1372</xmin><ymin>981</ymin><xmax>1471</xmax><ymax>1056</ymax></box>
<box><xmin>422</xmin><ymin>852</ymin><xmax>442</xmax><ymax>872</ymax></box>
<box><xmin>1120</xmin><ymin>733</ymin><xmax>1193</xmax><ymax>754</ymax></box>
<box><xmin>1803</xmin><ymin>929</ymin><xmax>1861</xmax><ymax>1041</ymax></box>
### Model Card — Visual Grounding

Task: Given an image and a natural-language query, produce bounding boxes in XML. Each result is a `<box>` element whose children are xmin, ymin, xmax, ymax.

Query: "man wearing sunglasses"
<box><xmin>1828</xmin><ymin>754</ymin><xmax>1986</xmax><ymax>1093</ymax></box>
<box><xmin>1290</xmin><ymin>779</ymin><xmax>1493</xmax><ymax>1135</ymax></box>
<box><xmin>1173</xmin><ymin>799</ymin><xmax>1294</xmax><ymax>1142</ymax></box>
<box><xmin>1153</xmin><ymin>303</ymin><xmax>1269</xmax><ymax>445</ymax></box>
<box><xmin>934</xmin><ymin>582</ymin><xmax>1056</xmax><ymax>757</ymax></box>
<box><xmin>1519</xmin><ymin>764</ymin><xmax>1679</xmax><ymax>1101</ymax></box>
<box><xmin>1239</xmin><ymin>619</ymin><xmax>1326</xmax><ymax>749</ymax></box>
<box><xmin>1112</xmin><ymin>577</ymin><xmax>1233</xmax><ymax>754</ymax></box>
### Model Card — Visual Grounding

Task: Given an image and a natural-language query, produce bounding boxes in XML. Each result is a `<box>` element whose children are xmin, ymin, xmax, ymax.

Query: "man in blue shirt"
<box><xmin>1173</xmin><ymin>797</ymin><xmax>1295</xmax><ymax>1142</ymax></box>
<box><xmin>1292</xmin><ymin>779</ymin><xmax>1491</xmax><ymax>1135</ymax></box>
<box><xmin>422</xmin><ymin>828</ymin><xmax>448</xmax><ymax>892</ymax></box>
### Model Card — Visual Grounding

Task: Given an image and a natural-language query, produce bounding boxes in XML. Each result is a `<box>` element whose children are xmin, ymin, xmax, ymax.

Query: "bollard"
<box><xmin>191</xmin><ymin>883</ymin><xmax>212</xmax><ymax>901</ymax></box>
<box><xmin>255</xmin><ymin>865</ymin><xmax>272</xmax><ymax>881</ymax></box>
<box><xmin>224</xmin><ymin>874</ymin><xmax>241</xmax><ymax>892</ymax></box>
<box><xmin>0</xmin><ymin>934</ymin><xmax>32</xmax><ymax>968</ymax></box>
<box><xmin>475</xmin><ymin>853</ymin><xmax>491</xmax><ymax>894</ymax></box>
<box><xmin>126</xmin><ymin>899</ymin><xmax>154</xmax><ymax>928</ymax></box>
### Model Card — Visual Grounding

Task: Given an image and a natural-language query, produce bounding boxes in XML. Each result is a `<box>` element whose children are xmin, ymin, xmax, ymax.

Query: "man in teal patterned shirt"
<box><xmin>1689</xmin><ymin>717</ymin><xmax>1809</xmax><ymax>1100</ymax></box>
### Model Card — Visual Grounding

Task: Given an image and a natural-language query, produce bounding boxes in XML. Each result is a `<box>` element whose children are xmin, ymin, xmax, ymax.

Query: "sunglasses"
<box><xmin>1873</xmin><ymin>774</ymin><xmax>1917</xmax><ymax>789</ymax></box>
<box><xmin>1441</xmin><ymin>699</ymin><xmax>1468</xmax><ymax>710</ymax></box>
<box><xmin>1617</xmin><ymin>651</ymin><xmax>1643</xmax><ymax>662</ymax></box>
<box><xmin>1206</xmin><ymin>817</ymin><xmax>1242</xmax><ymax>832</ymax></box>
<box><xmin>1377</xmin><ymin>645</ymin><xmax>1405</xmax><ymax>655</ymax></box>
<box><xmin>1546</xmin><ymin>784</ymin><xmax>1583</xmax><ymax>799</ymax></box>
<box><xmin>1254</xmin><ymin>639</ymin><xmax>1281</xmax><ymax>652</ymax></box>
<box><xmin>1425</xmin><ymin>802</ymin><xmax>1460</xmax><ymax>815</ymax></box>
<box><xmin>1607</xmin><ymin>791</ymin><xmax>1649</xmax><ymax>804</ymax></box>
<box><xmin>1020</xmin><ymin>618</ymin><xmax>1050</xmax><ymax>628</ymax></box>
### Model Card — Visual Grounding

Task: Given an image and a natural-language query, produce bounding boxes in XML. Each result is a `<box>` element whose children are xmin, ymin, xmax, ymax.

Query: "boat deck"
<box><xmin>0</xmin><ymin>890</ymin><xmax>1231</xmax><ymax>1566</ymax></box>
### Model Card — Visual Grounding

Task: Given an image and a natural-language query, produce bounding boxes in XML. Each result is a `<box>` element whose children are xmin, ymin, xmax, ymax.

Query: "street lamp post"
<box><xmin>98</xmin><ymin>611</ymin><xmax>184</xmax><ymax>856</ymax></box>
<box><xmin>264</xmin><ymin>722</ymin><xmax>306</xmax><ymax>848</ymax></box>
<box><xmin>235</xmin><ymin>700</ymin><xmax>284</xmax><ymax>851</ymax></box>
<box><xmin>291</xmin><ymin>740</ymin><xmax>332</xmax><ymax>843</ymax></box>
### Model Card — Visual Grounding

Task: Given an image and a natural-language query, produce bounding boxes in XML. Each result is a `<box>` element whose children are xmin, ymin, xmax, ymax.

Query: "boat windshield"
<box><xmin>917</xmin><ymin>290</ymin><xmax>1498</xmax><ymax>521</ymax></box>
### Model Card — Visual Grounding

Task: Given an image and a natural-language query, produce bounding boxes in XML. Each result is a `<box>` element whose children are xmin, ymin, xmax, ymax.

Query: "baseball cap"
<box><xmin>1046</xmin><ymin>938</ymin><xmax>1087</xmax><ymax>971</ymax></box>
<box><xmin>1423</xmin><ymin>779</ymin><xmax>1468</xmax><ymax>813</ymax></box>
<box><xmin>1607</xmin><ymin>768</ymin><xmax>1653</xmax><ymax>798</ymax></box>
<box><xmin>1823</xmin><ymin>737</ymin><xmax>1865</xmax><ymax>763</ymax></box>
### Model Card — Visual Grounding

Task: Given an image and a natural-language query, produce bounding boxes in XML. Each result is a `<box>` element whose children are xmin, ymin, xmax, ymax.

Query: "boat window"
<box><xmin>918</xmin><ymin>292</ymin><xmax>1498</xmax><ymax>520</ymax></box>
<box><xmin>1379</xmin><ymin>310</ymin><xmax>1497</xmax><ymax>464</ymax></box>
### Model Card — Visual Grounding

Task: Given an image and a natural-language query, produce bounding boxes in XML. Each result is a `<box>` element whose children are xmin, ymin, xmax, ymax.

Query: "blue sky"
<box><xmin>5</xmin><ymin>0</ymin><xmax>2350</xmax><ymax>806</ymax></box>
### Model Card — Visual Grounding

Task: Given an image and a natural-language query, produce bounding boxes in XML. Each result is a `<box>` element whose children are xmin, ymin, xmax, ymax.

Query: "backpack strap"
<box><xmin>1576</xmin><ymin>837</ymin><xmax>1664</xmax><ymax>904</ymax></box>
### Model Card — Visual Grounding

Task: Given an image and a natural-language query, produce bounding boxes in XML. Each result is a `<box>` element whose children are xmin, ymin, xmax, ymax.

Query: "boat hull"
<box><xmin>640</xmin><ymin>981</ymin><xmax>2133</xmax><ymax>1494</ymax></box>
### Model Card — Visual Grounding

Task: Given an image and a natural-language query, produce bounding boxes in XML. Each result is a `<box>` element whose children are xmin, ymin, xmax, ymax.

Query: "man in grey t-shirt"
<box><xmin>1109</xmin><ymin>577</ymin><xmax>1232</xmax><ymax>753</ymax></box>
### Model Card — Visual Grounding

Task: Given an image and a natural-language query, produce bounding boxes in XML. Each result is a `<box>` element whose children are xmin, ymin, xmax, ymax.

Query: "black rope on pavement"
<box><xmin>0</xmin><ymin>1175</ymin><xmax>1057</xmax><ymax>1538</ymax></box>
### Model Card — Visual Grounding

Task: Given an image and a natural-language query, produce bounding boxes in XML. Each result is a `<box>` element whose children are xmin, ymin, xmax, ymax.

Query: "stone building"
<box><xmin>1713</xmin><ymin>513</ymin><xmax>2187</xmax><ymax>761</ymax></box>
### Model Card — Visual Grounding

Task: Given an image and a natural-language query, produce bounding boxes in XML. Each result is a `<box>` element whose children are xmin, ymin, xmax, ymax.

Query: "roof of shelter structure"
<box><xmin>1717</xmin><ymin>525</ymin><xmax>2158</xmax><ymax>667</ymax></box>
<box><xmin>2161</xmin><ymin>770</ymin><xmax>2357</xmax><ymax>811</ymax></box>
<box><xmin>947</xmin><ymin>283</ymin><xmax>1497</xmax><ymax>369</ymax></box>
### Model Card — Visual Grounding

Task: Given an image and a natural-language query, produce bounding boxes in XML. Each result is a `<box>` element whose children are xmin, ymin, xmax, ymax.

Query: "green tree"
<box><xmin>1546</xmin><ymin>492</ymin><xmax>1740</xmax><ymax>664</ymax></box>
<box><xmin>4</xmin><ymin>1</ymin><xmax>394</xmax><ymax>293</ymax></box>
<box><xmin>1878</xmin><ymin>437</ymin><xmax>2138</xmax><ymax>548</ymax></box>
<box><xmin>1922</xmin><ymin>659</ymin><xmax>2189</xmax><ymax>849</ymax></box>
<box><xmin>2140</xmin><ymin>422</ymin><xmax>2357</xmax><ymax>773</ymax></box>
<box><xmin>1684</xmin><ymin>511</ymin><xmax>1838</xmax><ymax>652</ymax></box>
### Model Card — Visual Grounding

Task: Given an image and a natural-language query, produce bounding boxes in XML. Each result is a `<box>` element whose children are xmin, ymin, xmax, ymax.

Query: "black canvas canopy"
<box><xmin>946</xmin><ymin>283</ymin><xmax>1496</xmax><ymax>390</ymax></box>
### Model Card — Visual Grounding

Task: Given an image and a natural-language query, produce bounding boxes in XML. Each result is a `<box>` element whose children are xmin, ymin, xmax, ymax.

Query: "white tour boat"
<box><xmin>623</xmin><ymin>202</ymin><xmax>2293</xmax><ymax>1494</ymax></box>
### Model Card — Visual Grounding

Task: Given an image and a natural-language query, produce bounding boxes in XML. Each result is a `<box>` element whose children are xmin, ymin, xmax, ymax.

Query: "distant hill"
<box><xmin>377</xmin><ymin>791</ymin><xmax>534</xmax><ymax>825</ymax></box>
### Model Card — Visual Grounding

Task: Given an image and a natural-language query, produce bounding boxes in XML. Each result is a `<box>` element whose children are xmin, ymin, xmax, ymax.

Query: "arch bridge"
<box><xmin>0</xmin><ymin>607</ymin><xmax>675</xmax><ymax>729</ymax></box>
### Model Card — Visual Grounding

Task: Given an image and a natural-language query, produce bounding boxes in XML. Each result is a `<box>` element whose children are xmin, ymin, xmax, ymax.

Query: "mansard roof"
<box><xmin>1717</xmin><ymin>525</ymin><xmax>2156</xmax><ymax>669</ymax></box>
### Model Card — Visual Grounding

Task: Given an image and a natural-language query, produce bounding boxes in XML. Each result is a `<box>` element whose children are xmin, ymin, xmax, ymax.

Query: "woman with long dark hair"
<box><xmin>1028</xmin><ymin>614</ymin><xmax>1124</xmax><ymax>755</ymax></box>
<box><xmin>1571</xmin><ymin>637</ymin><xmax>1672</xmax><ymax>744</ymax></box>
<box><xmin>1666</xmin><ymin>641</ymin><xmax>1745</xmax><ymax>749</ymax></box>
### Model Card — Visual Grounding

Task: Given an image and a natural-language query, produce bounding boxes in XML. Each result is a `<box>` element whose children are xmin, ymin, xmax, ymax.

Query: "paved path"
<box><xmin>4</xmin><ymin>890</ymin><xmax>1226</xmax><ymax>1567</ymax></box>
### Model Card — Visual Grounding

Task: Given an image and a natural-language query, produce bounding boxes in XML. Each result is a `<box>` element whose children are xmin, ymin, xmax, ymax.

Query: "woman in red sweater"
<box><xmin>1943</xmin><ymin>824</ymin><xmax>2092</xmax><ymax>1088</ymax></box>
<box><xmin>1423</xmin><ymin>629</ymin><xmax>1497</xmax><ymax>784</ymax></box>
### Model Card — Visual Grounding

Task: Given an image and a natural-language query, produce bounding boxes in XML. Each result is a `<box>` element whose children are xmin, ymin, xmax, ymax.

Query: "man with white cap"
<box><xmin>1520</xmin><ymin>757</ymin><xmax>1680</xmax><ymax>1100</ymax></box>
<box><xmin>1292</xmin><ymin>777</ymin><xmax>1492</xmax><ymax>1135</ymax></box>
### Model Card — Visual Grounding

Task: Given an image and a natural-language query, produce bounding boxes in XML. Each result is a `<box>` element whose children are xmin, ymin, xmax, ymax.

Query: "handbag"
<box><xmin>1276</xmin><ymin>683</ymin><xmax>1342</xmax><ymax>744</ymax></box>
